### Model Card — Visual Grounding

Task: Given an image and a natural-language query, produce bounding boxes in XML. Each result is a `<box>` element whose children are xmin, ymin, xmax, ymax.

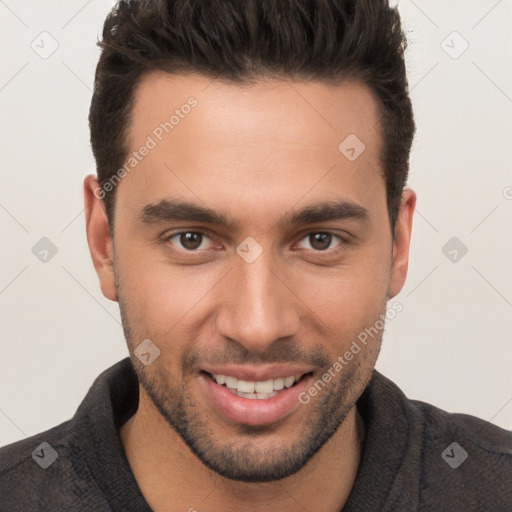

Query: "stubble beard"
<box><xmin>116</xmin><ymin>279</ymin><xmax>381</xmax><ymax>483</ymax></box>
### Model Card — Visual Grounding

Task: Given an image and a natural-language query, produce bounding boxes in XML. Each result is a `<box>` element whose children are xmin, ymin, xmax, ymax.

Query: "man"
<box><xmin>1</xmin><ymin>0</ymin><xmax>510</xmax><ymax>510</ymax></box>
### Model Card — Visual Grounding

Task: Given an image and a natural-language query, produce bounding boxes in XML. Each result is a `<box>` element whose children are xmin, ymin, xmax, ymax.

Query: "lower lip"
<box><xmin>200</xmin><ymin>372</ymin><xmax>313</xmax><ymax>426</ymax></box>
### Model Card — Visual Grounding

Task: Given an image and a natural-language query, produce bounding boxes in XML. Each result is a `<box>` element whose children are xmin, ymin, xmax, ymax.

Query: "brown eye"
<box><xmin>309</xmin><ymin>233</ymin><xmax>332</xmax><ymax>250</ymax></box>
<box><xmin>167</xmin><ymin>231</ymin><xmax>214</xmax><ymax>251</ymax></box>
<box><xmin>180</xmin><ymin>232</ymin><xmax>203</xmax><ymax>250</ymax></box>
<box><xmin>297</xmin><ymin>232</ymin><xmax>343</xmax><ymax>252</ymax></box>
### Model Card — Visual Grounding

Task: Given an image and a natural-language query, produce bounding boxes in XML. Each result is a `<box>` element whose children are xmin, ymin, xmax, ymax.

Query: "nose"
<box><xmin>215</xmin><ymin>251</ymin><xmax>301</xmax><ymax>353</ymax></box>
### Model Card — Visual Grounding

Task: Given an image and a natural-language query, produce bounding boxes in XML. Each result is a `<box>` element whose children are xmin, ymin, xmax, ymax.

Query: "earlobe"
<box><xmin>388</xmin><ymin>188</ymin><xmax>416</xmax><ymax>299</ymax></box>
<box><xmin>83</xmin><ymin>175</ymin><xmax>118</xmax><ymax>302</ymax></box>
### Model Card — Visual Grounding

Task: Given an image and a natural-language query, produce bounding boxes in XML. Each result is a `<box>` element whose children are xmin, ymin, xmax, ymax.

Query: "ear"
<box><xmin>388</xmin><ymin>188</ymin><xmax>416</xmax><ymax>298</ymax></box>
<box><xmin>83</xmin><ymin>175</ymin><xmax>117</xmax><ymax>302</ymax></box>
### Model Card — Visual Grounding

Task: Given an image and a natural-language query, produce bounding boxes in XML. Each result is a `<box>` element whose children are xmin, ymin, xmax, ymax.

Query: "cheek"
<box><xmin>116</xmin><ymin>248</ymin><xmax>224</xmax><ymax>337</ymax></box>
<box><xmin>291</xmin><ymin>248</ymin><xmax>391</xmax><ymax>341</ymax></box>
<box><xmin>116</xmin><ymin>222</ymin><xmax>392</xmax><ymax>354</ymax></box>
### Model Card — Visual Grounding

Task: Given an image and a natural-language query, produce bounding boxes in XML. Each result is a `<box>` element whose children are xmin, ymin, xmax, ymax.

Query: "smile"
<box><xmin>200</xmin><ymin>370</ymin><xmax>314</xmax><ymax>426</ymax></box>
<box><xmin>206</xmin><ymin>372</ymin><xmax>303</xmax><ymax>399</ymax></box>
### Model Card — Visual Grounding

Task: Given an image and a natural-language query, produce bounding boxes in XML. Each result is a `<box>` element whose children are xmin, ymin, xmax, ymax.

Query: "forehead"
<box><xmin>118</xmin><ymin>71</ymin><xmax>385</xmax><ymax>223</ymax></box>
<box><xmin>129</xmin><ymin>71</ymin><xmax>382</xmax><ymax>153</ymax></box>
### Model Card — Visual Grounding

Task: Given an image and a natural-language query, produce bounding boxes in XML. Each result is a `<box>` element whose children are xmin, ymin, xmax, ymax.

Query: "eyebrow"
<box><xmin>138</xmin><ymin>198</ymin><xmax>369</xmax><ymax>231</ymax></box>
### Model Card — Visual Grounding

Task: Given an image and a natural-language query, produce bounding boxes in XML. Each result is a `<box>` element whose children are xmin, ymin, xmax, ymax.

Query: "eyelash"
<box><xmin>163</xmin><ymin>230</ymin><xmax>347</xmax><ymax>254</ymax></box>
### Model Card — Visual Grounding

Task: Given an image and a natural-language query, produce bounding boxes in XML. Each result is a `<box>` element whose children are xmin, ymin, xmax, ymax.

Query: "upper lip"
<box><xmin>200</xmin><ymin>364</ymin><xmax>314</xmax><ymax>382</ymax></box>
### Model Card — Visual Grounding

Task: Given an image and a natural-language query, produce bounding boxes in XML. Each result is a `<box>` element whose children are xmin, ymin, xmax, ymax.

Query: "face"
<box><xmin>85</xmin><ymin>72</ymin><xmax>415</xmax><ymax>483</ymax></box>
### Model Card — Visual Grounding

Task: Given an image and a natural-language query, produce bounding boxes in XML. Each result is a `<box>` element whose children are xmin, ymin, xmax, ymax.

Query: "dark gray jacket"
<box><xmin>1</xmin><ymin>358</ymin><xmax>511</xmax><ymax>511</ymax></box>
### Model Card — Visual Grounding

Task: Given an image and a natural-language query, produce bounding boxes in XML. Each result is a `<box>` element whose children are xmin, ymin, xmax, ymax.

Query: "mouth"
<box><xmin>202</xmin><ymin>371</ymin><xmax>310</xmax><ymax>399</ymax></box>
<box><xmin>199</xmin><ymin>370</ymin><xmax>314</xmax><ymax>426</ymax></box>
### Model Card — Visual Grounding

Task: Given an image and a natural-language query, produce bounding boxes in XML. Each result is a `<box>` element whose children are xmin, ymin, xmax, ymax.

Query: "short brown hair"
<box><xmin>89</xmin><ymin>0</ymin><xmax>415</xmax><ymax>231</ymax></box>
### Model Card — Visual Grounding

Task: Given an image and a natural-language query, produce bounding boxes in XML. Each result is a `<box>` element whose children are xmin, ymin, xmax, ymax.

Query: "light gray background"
<box><xmin>1</xmin><ymin>0</ymin><xmax>511</xmax><ymax>446</ymax></box>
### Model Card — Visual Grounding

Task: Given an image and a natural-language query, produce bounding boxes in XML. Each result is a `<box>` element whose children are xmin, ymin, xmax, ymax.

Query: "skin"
<box><xmin>84</xmin><ymin>72</ymin><xmax>415</xmax><ymax>512</ymax></box>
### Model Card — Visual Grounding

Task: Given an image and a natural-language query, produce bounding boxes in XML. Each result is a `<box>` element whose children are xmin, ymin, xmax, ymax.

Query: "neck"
<box><xmin>120</xmin><ymin>387</ymin><xmax>365</xmax><ymax>512</ymax></box>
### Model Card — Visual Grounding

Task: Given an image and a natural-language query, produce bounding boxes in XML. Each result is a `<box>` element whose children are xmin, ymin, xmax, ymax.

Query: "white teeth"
<box><xmin>237</xmin><ymin>380</ymin><xmax>255</xmax><ymax>393</ymax></box>
<box><xmin>225</xmin><ymin>376</ymin><xmax>238</xmax><ymax>389</ymax></box>
<box><xmin>211</xmin><ymin>373</ymin><xmax>298</xmax><ymax>393</ymax></box>
<box><xmin>214</xmin><ymin>374</ymin><xmax>226</xmax><ymax>385</ymax></box>
<box><xmin>254</xmin><ymin>379</ymin><xmax>274</xmax><ymax>394</ymax></box>
<box><xmin>273</xmin><ymin>377</ymin><xmax>285</xmax><ymax>390</ymax></box>
<box><xmin>284</xmin><ymin>376</ymin><xmax>295</xmax><ymax>388</ymax></box>
<box><xmin>257</xmin><ymin>392</ymin><xmax>278</xmax><ymax>399</ymax></box>
<box><xmin>235</xmin><ymin>390</ymin><xmax>278</xmax><ymax>399</ymax></box>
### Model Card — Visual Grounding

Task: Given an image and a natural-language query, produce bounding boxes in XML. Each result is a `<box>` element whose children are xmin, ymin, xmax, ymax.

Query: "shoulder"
<box><xmin>369</xmin><ymin>371</ymin><xmax>511</xmax><ymax>462</ymax></box>
<box><xmin>364</xmin><ymin>371</ymin><xmax>512</xmax><ymax>510</ymax></box>
<box><xmin>0</xmin><ymin>423</ymin><xmax>113</xmax><ymax>511</ymax></box>
<box><xmin>408</xmin><ymin>395</ymin><xmax>512</xmax><ymax>510</ymax></box>
<box><xmin>410</xmin><ymin>397</ymin><xmax>512</xmax><ymax>460</ymax></box>
<box><xmin>0</xmin><ymin>358</ymin><xmax>136</xmax><ymax>511</ymax></box>
<box><xmin>0</xmin><ymin>419</ymin><xmax>70</xmax><ymax>475</ymax></box>
<box><xmin>0</xmin><ymin>421</ymin><xmax>105</xmax><ymax>511</ymax></box>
